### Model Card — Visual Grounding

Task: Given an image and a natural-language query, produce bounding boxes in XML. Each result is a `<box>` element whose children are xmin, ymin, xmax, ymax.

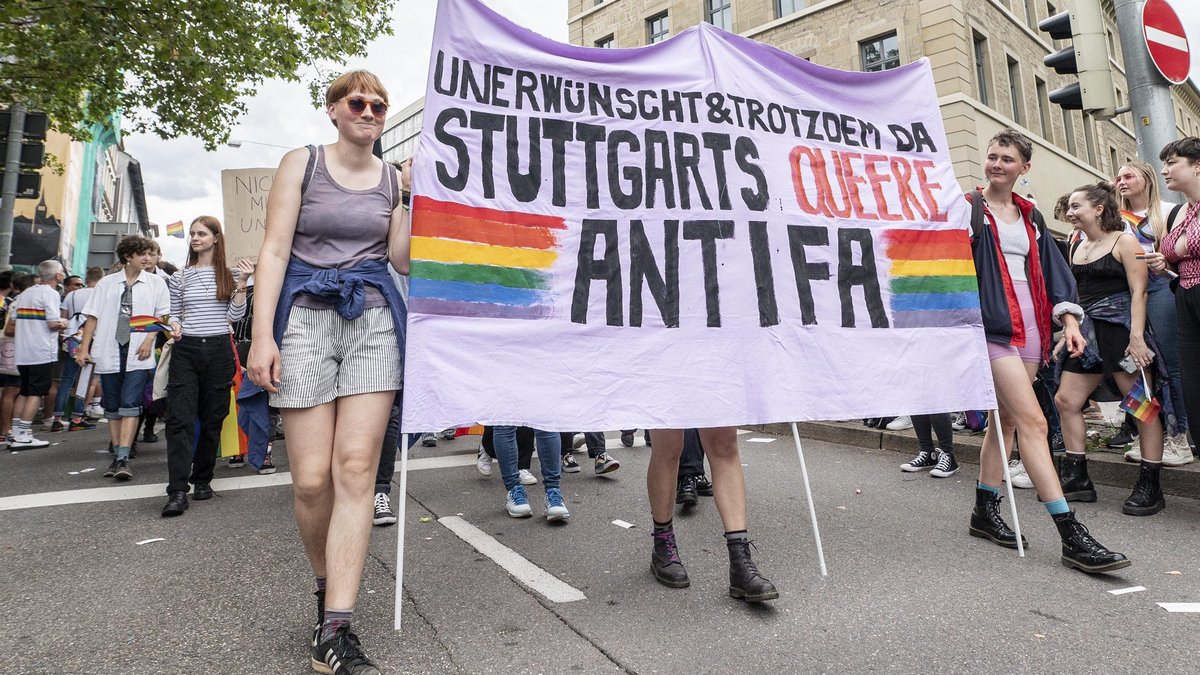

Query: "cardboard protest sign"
<box><xmin>221</xmin><ymin>168</ymin><xmax>275</xmax><ymax>262</ymax></box>
<box><xmin>402</xmin><ymin>0</ymin><xmax>997</xmax><ymax>431</ymax></box>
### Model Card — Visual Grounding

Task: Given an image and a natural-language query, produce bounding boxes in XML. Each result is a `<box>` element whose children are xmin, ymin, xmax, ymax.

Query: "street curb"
<box><xmin>746</xmin><ymin>421</ymin><xmax>1200</xmax><ymax>501</ymax></box>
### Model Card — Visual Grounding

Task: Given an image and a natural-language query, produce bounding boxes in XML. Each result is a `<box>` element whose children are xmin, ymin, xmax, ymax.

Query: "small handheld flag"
<box><xmin>166</xmin><ymin>221</ymin><xmax>184</xmax><ymax>238</ymax></box>
<box><xmin>130</xmin><ymin>315</ymin><xmax>172</xmax><ymax>333</ymax></box>
<box><xmin>1119</xmin><ymin>368</ymin><xmax>1161</xmax><ymax>424</ymax></box>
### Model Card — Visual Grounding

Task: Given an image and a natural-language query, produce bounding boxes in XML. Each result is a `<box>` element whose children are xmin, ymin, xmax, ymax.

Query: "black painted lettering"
<box><xmin>837</xmin><ymin>228</ymin><xmax>888</xmax><ymax>328</ymax></box>
<box><xmin>786</xmin><ymin>225</ymin><xmax>830</xmax><ymax>325</ymax></box>
<box><xmin>433</xmin><ymin>108</ymin><xmax>469</xmax><ymax>191</ymax></box>
<box><xmin>748</xmin><ymin>221</ymin><xmax>778</xmax><ymax>327</ymax></box>
<box><xmin>629</xmin><ymin>220</ymin><xmax>680</xmax><ymax>327</ymax></box>
<box><xmin>572</xmin><ymin>220</ymin><xmax>624</xmax><ymax>326</ymax></box>
<box><xmin>683</xmin><ymin>220</ymin><xmax>734</xmax><ymax>327</ymax></box>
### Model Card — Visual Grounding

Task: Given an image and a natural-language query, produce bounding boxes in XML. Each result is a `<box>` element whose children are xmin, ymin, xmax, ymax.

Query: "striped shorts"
<box><xmin>271</xmin><ymin>306</ymin><xmax>402</xmax><ymax>409</ymax></box>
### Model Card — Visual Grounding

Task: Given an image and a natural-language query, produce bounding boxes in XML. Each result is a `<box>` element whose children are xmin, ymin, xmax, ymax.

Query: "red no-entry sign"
<box><xmin>1142</xmin><ymin>0</ymin><xmax>1190</xmax><ymax>85</ymax></box>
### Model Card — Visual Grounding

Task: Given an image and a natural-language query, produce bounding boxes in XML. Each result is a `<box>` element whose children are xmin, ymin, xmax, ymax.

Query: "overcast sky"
<box><xmin>126</xmin><ymin>1</ymin><xmax>1200</xmax><ymax>265</ymax></box>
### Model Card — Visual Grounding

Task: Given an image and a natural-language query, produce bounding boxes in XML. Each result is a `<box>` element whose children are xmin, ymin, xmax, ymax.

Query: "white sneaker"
<box><xmin>86</xmin><ymin>404</ymin><xmax>105</xmax><ymax>418</ymax></box>
<box><xmin>1124</xmin><ymin>441</ymin><xmax>1143</xmax><ymax>463</ymax></box>
<box><xmin>951</xmin><ymin>413</ymin><xmax>967</xmax><ymax>431</ymax></box>
<box><xmin>885</xmin><ymin>416</ymin><xmax>913</xmax><ymax>431</ymax></box>
<box><xmin>519</xmin><ymin>469</ymin><xmax>538</xmax><ymax>485</ymax></box>
<box><xmin>1162</xmin><ymin>435</ymin><xmax>1195</xmax><ymax>467</ymax></box>
<box><xmin>1005</xmin><ymin>459</ymin><xmax>1034</xmax><ymax>489</ymax></box>
<box><xmin>476</xmin><ymin>448</ymin><xmax>493</xmax><ymax>476</ymax></box>
<box><xmin>571</xmin><ymin>433</ymin><xmax>586</xmax><ymax>450</ymax></box>
<box><xmin>9</xmin><ymin>435</ymin><xmax>49</xmax><ymax>450</ymax></box>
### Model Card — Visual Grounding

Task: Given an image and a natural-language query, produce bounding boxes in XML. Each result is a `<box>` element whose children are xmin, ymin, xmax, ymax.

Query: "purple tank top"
<box><xmin>293</xmin><ymin>144</ymin><xmax>398</xmax><ymax>309</ymax></box>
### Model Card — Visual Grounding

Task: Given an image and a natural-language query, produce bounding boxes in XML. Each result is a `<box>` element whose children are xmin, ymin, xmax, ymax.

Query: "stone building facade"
<box><xmin>569</xmin><ymin>0</ymin><xmax>1200</xmax><ymax>233</ymax></box>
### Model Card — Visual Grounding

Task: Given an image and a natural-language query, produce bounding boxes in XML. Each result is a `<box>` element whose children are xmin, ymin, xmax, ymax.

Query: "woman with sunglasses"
<box><xmin>1113</xmin><ymin>161</ymin><xmax>1191</xmax><ymax>465</ymax></box>
<box><xmin>1147</xmin><ymin>137</ymin><xmax>1200</xmax><ymax>467</ymax></box>
<box><xmin>249</xmin><ymin>70</ymin><xmax>407</xmax><ymax>675</ymax></box>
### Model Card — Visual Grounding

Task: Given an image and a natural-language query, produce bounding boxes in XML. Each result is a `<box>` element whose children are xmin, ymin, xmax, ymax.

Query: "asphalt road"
<box><xmin>1</xmin><ymin>425</ymin><xmax>1197</xmax><ymax>674</ymax></box>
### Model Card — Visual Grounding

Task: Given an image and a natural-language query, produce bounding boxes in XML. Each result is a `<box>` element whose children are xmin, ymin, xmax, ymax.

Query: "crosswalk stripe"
<box><xmin>437</xmin><ymin>515</ymin><xmax>587</xmax><ymax>603</ymax></box>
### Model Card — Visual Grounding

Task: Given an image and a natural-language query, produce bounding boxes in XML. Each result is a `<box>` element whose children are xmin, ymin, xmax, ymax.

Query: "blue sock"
<box><xmin>976</xmin><ymin>481</ymin><xmax>1000</xmax><ymax>495</ymax></box>
<box><xmin>115</xmin><ymin>445</ymin><xmax>130</xmax><ymax>460</ymax></box>
<box><xmin>1043</xmin><ymin>498</ymin><xmax>1070</xmax><ymax>515</ymax></box>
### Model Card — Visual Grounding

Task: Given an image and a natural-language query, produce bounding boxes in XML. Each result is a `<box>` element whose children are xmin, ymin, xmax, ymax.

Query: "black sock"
<box><xmin>653</xmin><ymin>519</ymin><xmax>672</xmax><ymax>535</ymax></box>
<box><xmin>724</xmin><ymin>530</ymin><xmax>749</xmax><ymax>543</ymax></box>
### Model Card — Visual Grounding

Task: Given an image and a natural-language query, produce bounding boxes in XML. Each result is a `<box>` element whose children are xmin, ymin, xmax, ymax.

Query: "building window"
<box><xmin>707</xmin><ymin>0</ymin><xmax>732</xmax><ymax>31</ymax></box>
<box><xmin>1006</xmin><ymin>56</ymin><xmax>1023</xmax><ymax>124</ymax></box>
<box><xmin>973</xmin><ymin>32</ymin><xmax>990</xmax><ymax>107</ymax></box>
<box><xmin>1083</xmin><ymin>113</ymin><xmax>1097</xmax><ymax>165</ymax></box>
<box><xmin>860</xmin><ymin>32</ymin><xmax>900</xmax><ymax>72</ymax></box>
<box><xmin>647</xmin><ymin>12</ymin><xmax>669</xmax><ymax>44</ymax></box>
<box><xmin>1109</xmin><ymin>146</ymin><xmax>1119</xmax><ymax>175</ymax></box>
<box><xmin>1035</xmin><ymin>77</ymin><xmax>1052</xmax><ymax>140</ymax></box>
<box><xmin>777</xmin><ymin>1</ymin><xmax>803</xmax><ymax>18</ymax></box>
<box><xmin>1062</xmin><ymin>109</ymin><xmax>1077</xmax><ymax>155</ymax></box>
<box><xmin>1025</xmin><ymin>0</ymin><xmax>1038</xmax><ymax>30</ymax></box>
<box><xmin>595</xmin><ymin>34</ymin><xmax>615</xmax><ymax>48</ymax></box>
<box><xmin>595</xmin><ymin>0</ymin><xmax>604</xmax><ymax>5</ymax></box>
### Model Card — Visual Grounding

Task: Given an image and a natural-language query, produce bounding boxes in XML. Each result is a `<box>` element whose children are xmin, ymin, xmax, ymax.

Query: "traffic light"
<box><xmin>1039</xmin><ymin>0</ymin><xmax>1116</xmax><ymax>119</ymax></box>
<box><xmin>0</xmin><ymin>109</ymin><xmax>48</xmax><ymax>199</ymax></box>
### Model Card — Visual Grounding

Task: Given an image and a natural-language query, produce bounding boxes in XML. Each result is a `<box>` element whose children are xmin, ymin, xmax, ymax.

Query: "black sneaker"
<box><xmin>561</xmin><ymin>454</ymin><xmax>581</xmax><ymax>473</ymax></box>
<box><xmin>312</xmin><ymin>626</ymin><xmax>381</xmax><ymax>675</ymax></box>
<box><xmin>102</xmin><ymin>459</ymin><xmax>119</xmax><ymax>478</ymax></box>
<box><xmin>372</xmin><ymin>492</ymin><xmax>397</xmax><ymax>526</ymax></box>
<box><xmin>676</xmin><ymin>477</ymin><xmax>699</xmax><ymax>506</ymax></box>
<box><xmin>900</xmin><ymin>450</ymin><xmax>938</xmax><ymax>472</ymax></box>
<box><xmin>1105</xmin><ymin>426</ymin><xmax>1137</xmax><ymax>449</ymax></box>
<box><xmin>142</xmin><ymin>428</ymin><xmax>158</xmax><ymax>443</ymax></box>
<box><xmin>420</xmin><ymin>433</ymin><xmax>437</xmax><ymax>447</ymax></box>
<box><xmin>693</xmin><ymin>475</ymin><xmax>713</xmax><ymax>496</ymax></box>
<box><xmin>620</xmin><ymin>430</ymin><xmax>635</xmax><ymax>447</ymax></box>
<box><xmin>228</xmin><ymin>455</ymin><xmax>246</xmax><ymax>469</ymax></box>
<box><xmin>930</xmin><ymin>451</ymin><xmax>960</xmax><ymax>478</ymax></box>
<box><xmin>113</xmin><ymin>459</ymin><xmax>133</xmax><ymax>481</ymax></box>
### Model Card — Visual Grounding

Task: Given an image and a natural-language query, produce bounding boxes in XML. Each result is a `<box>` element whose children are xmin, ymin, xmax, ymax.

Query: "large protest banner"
<box><xmin>221</xmin><ymin>167</ymin><xmax>275</xmax><ymax>263</ymax></box>
<box><xmin>402</xmin><ymin>0</ymin><xmax>997</xmax><ymax>431</ymax></box>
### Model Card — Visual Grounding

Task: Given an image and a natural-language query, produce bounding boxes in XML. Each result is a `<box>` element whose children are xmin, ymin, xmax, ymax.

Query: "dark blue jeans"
<box><xmin>495</xmin><ymin>426</ymin><xmax>560</xmax><ymax>492</ymax></box>
<box><xmin>1148</xmin><ymin>278</ymin><xmax>1187</xmax><ymax>433</ymax></box>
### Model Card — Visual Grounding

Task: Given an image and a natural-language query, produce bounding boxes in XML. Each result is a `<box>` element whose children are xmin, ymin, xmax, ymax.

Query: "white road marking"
<box><xmin>736</xmin><ymin>429</ymin><xmax>752</xmax><ymax>435</ymax></box>
<box><xmin>437</xmin><ymin>515</ymin><xmax>586</xmax><ymax>603</ymax></box>
<box><xmin>1145</xmin><ymin>26</ymin><xmax>1189</xmax><ymax>52</ymax></box>
<box><xmin>612</xmin><ymin>519</ymin><xmax>635</xmax><ymax>529</ymax></box>
<box><xmin>136</xmin><ymin>538</ymin><xmax>165</xmax><ymax>546</ymax></box>
<box><xmin>1107</xmin><ymin>586</ymin><xmax>1146</xmax><ymax>595</ymax></box>
<box><xmin>0</xmin><ymin>453</ymin><xmax>477</xmax><ymax>512</ymax></box>
<box><xmin>747</xmin><ymin>437</ymin><xmax>776</xmax><ymax>443</ymax></box>
<box><xmin>1157</xmin><ymin>603</ymin><xmax>1200</xmax><ymax>613</ymax></box>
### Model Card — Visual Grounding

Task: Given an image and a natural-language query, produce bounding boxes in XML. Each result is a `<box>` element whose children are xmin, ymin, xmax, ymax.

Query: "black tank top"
<box><xmin>1070</xmin><ymin>238</ymin><xmax>1128</xmax><ymax>306</ymax></box>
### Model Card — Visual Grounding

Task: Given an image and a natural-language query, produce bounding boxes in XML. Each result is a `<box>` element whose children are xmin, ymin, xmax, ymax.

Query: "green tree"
<box><xmin>0</xmin><ymin>0</ymin><xmax>396</xmax><ymax>148</ymax></box>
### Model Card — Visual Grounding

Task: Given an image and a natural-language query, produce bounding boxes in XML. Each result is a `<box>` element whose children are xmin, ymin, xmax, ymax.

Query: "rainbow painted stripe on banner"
<box><xmin>409</xmin><ymin>196</ymin><xmax>561</xmax><ymax>320</ymax></box>
<box><xmin>885</xmin><ymin>228</ymin><xmax>980</xmax><ymax>328</ymax></box>
<box><xmin>15</xmin><ymin>307</ymin><xmax>47</xmax><ymax>320</ymax></box>
<box><xmin>165</xmin><ymin>221</ymin><xmax>185</xmax><ymax>238</ymax></box>
<box><xmin>1120</xmin><ymin>377</ymin><xmax>1161</xmax><ymax>423</ymax></box>
<box><xmin>129</xmin><ymin>315</ymin><xmax>172</xmax><ymax>332</ymax></box>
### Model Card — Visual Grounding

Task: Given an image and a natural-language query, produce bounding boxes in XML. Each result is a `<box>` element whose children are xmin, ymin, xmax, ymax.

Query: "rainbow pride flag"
<box><xmin>408</xmin><ymin>196</ymin><xmax>561</xmax><ymax>320</ymax></box>
<box><xmin>884</xmin><ymin>229</ymin><xmax>980</xmax><ymax>328</ymax></box>
<box><xmin>129</xmin><ymin>315</ymin><xmax>172</xmax><ymax>332</ymax></box>
<box><xmin>219</xmin><ymin>363</ymin><xmax>247</xmax><ymax>458</ymax></box>
<box><xmin>15</xmin><ymin>307</ymin><xmax>47</xmax><ymax>320</ymax></box>
<box><xmin>165</xmin><ymin>220</ymin><xmax>184</xmax><ymax>238</ymax></box>
<box><xmin>1120</xmin><ymin>376</ymin><xmax>1161</xmax><ymax>423</ymax></box>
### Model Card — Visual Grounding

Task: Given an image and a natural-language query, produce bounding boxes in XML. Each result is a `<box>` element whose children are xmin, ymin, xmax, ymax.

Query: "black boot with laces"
<box><xmin>1122</xmin><ymin>462</ymin><xmax>1165</xmax><ymax>516</ymax></box>
<box><xmin>727</xmin><ymin>538</ymin><xmax>779</xmax><ymax>602</ymax></box>
<box><xmin>1052</xmin><ymin>511</ymin><xmax>1131</xmax><ymax>573</ymax></box>
<box><xmin>969</xmin><ymin>487</ymin><xmax>1029</xmax><ymax>549</ymax></box>
<box><xmin>1059</xmin><ymin>453</ymin><xmax>1097</xmax><ymax>502</ymax></box>
<box><xmin>651</xmin><ymin>529</ymin><xmax>690</xmax><ymax>588</ymax></box>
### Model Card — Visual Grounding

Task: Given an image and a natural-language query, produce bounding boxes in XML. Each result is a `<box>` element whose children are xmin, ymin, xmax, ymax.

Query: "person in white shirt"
<box><xmin>8</xmin><ymin>260</ymin><xmax>68</xmax><ymax>449</ymax></box>
<box><xmin>49</xmin><ymin>266</ymin><xmax>104</xmax><ymax>432</ymax></box>
<box><xmin>76</xmin><ymin>237</ymin><xmax>170</xmax><ymax>480</ymax></box>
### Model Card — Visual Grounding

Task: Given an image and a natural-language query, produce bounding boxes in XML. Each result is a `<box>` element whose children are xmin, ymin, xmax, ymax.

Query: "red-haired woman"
<box><xmin>161</xmin><ymin>216</ymin><xmax>249</xmax><ymax>517</ymax></box>
<box><xmin>248</xmin><ymin>70</ymin><xmax>407</xmax><ymax>675</ymax></box>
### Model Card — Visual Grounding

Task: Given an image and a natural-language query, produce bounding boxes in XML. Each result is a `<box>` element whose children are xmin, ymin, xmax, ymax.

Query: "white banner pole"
<box><xmin>789</xmin><ymin>423</ymin><xmax>828</xmax><ymax>577</ymax></box>
<box><xmin>990</xmin><ymin>411</ymin><xmax>1025</xmax><ymax>558</ymax></box>
<box><xmin>394</xmin><ymin>433</ymin><xmax>411</xmax><ymax>630</ymax></box>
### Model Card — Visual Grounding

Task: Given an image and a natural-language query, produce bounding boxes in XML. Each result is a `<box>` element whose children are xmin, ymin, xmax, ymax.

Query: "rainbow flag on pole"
<box><xmin>1119</xmin><ymin>373</ymin><xmax>1161</xmax><ymax>423</ymax></box>
<box><xmin>130</xmin><ymin>315</ymin><xmax>172</xmax><ymax>333</ymax></box>
<box><xmin>165</xmin><ymin>221</ymin><xmax>184</xmax><ymax>238</ymax></box>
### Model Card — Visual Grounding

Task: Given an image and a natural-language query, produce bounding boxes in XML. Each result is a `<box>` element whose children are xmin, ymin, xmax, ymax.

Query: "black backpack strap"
<box><xmin>1167</xmin><ymin>203</ymin><xmax>1185</xmax><ymax>232</ymax></box>
<box><xmin>301</xmin><ymin>144</ymin><xmax>318</xmax><ymax>195</ymax></box>
<box><xmin>965</xmin><ymin>188</ymin><xmax>985</xmax><ymax>240</ymax></box>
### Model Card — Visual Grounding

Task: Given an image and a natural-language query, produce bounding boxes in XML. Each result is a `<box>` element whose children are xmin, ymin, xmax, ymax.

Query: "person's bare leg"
<box><xmin>1055</xmin><ymin>372</ymin><xmax>1104</xmax><ymax>455</ymax></box>
<box><xmin>979</xmin><ymin>359</ymin><xmax>1057</xmax><ymax>497</ymax></box>
<box><xmin>284</xmin><ymin>402</ymin><xmax>337</xmax><ymax>578</ymax></box>
<box><xmin>647</xmin><ymin>429</ymin><xmax>684</xmax><ymax>523</ymax></box>
<box><xmin>324</xmin><ymin>392</ymin><xmax>392</xmax><ymax>611</ymax></box>
<box><xmin>698</xmin><ymin>427</ymin><xmax>746</xmax><ymax>532</ymax></box>
<box><xmin>0</xmin><ymin>386</ymin><xmax>17</xmax><ymax>437</ymax></box>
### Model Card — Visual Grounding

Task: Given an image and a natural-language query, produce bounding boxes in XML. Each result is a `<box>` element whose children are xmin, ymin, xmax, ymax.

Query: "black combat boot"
<box><xmin>651</xmin><ymin>530</ymin><xmax>690</xmax><ymax>588</ymax></box>
<box><xmin>727</xmin><ymin>539</ymin><xmax>778</xmax><ymax>602</ymax></box>
<box><xmin>969</xmin><ymin>487</ymin><xmax>1029</xmax><ymax>549</ymax></box>
<box><xmin>1058</xmin><ymin>453</ymin><xmax>1097</xmax><ymax>502</ymax></box>
<box><xmin>1052</xmin><ymin>511</ymin><xmax>1131</xmax><ymax>573</ymax></box>
<box><xmin>1121</xmin><ymin>462</ymin><xmax>1165</xmax><ymax>516</ymax></box>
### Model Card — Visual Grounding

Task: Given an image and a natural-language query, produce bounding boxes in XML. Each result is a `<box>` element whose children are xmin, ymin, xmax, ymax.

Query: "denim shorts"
<box><xmin>100</xmin><ymin>345</ymin><xmax>150</xmax><ymax>419</ymax></box>
<box><xmin>271</xmin><ymin>306</ymin><xmax>401</xmax><ymax>409</ymax></box>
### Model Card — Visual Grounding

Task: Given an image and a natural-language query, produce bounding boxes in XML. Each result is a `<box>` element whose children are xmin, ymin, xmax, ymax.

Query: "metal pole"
<box><xmin>0</xmin><ymin>103</ymin><xmax>26</xmax><ymax>270</ymax></box>
<box><xmin>789</xmin><ymin>422</ymin><xmax>828</xmax><ymax>576</ymax></box>
<box><xmin>394</xmin><ymin>432</ymin><xmax>410</xmax><ymax>630</ymax></box>
<box><xmin>1113</xmin><ymin>0</ymin><xmax>1181</xmax><ymax>202</ymax></box>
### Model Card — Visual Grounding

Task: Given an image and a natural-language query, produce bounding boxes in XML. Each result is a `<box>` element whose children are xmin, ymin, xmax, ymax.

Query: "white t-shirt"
<box><xmin>62</xmin><ymin>287</ymin><xmax>95</xmax><ymax>338</ymax></box>
<box><xmin>996</xmin><ymin>212</ymin><xmax>1030</xmax><ymax>282</ymax></box>
<box><xmin>82</xmin><ymin>270</ymin><xmax>170</xmax><ymax>374</ymax></box>
<box><xmin>13</xmin><ymin>284</ymin><xmax>62</xmax><ymax>366</ymax></box>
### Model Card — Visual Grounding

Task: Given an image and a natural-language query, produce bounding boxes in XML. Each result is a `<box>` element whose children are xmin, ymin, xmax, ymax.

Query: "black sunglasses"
<box><xmin>344</xmin><ymin>96</ymin><xmax>388</xmax><ymax>118</ymax></box>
